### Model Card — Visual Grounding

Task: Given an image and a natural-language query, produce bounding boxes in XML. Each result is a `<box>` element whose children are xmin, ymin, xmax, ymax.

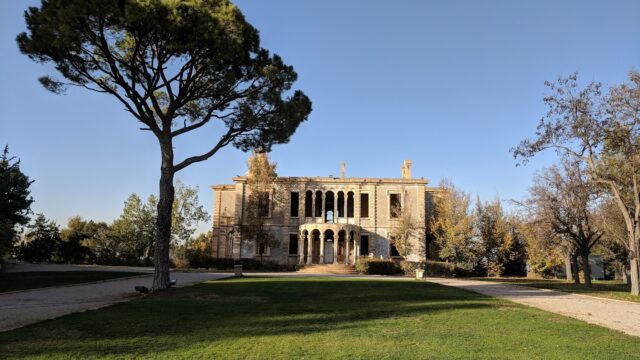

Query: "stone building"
<box><xmin>211</xmin><ymin>160</ymin><xmax>439</xmax><ymax>266</ymax></box>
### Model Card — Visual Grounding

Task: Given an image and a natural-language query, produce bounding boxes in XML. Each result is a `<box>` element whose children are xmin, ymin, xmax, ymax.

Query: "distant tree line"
<box><xmin>0</xmin><ymin>149</ymin><xmax>211</xmax><ymax>267</ymax></box>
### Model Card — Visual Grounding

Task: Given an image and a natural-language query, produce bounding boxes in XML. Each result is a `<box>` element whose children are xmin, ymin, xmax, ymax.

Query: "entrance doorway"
<box><xmin>323</xmin><ymin>229</ymin><xmax>334</xmax><ymax>263</ymax></box>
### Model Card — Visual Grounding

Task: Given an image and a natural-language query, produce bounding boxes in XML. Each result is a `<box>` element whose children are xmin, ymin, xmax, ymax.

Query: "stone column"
<box><xmin>343</xmin><ymin>194</ymin><xmax>348</xmax><ymax>224</ymax></box>
<box><xmin>319</xmin><ymin>231</ymin><xmax>325</xmax><ymax>264</ymax></box>
<box><xmin>311</xmin><ymin>193</ymin><xmax>315</xmax><ymax>218</ymax></box>
<box><xmin>306</xmin><ymin>233</ymin><xmax>313</xmax><ymax>264</ymax></box>
<box><xmin>333</xmin><ymin>234</ymin><xmax>339</xmax><ymax>264</ymax></box>
<box><xmin>321</xmin><ymin>191</ymin><xmax>325</xmax><ymax>222</ymax></box>
<box><xmin>298</xmin><ymin>232</ymin><xmax>304</xmax><ymax>265</ymax></box>
<box><xmin>333</xmin><ymin>194</ymin><xmax>337</xmax><ymax>223</ymax></box>
<box><xmin>345</xmin><ymin>233</ymin><xmax>351</xmax><ymax>265</ymax></box>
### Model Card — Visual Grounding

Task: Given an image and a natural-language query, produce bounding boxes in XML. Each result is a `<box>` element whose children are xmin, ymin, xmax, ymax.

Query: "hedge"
<box><xmin>355</xmin><ymin>258</ymin><xmax>402</xmax><ymax>275</ymax></box>
<box><xmin>186</xmin><ymin>253</ymin><xmax>296</xmax><ymax>272</ymax></box>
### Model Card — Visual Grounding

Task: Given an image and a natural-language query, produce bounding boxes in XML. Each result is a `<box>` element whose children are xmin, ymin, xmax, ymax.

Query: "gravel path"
<box><xmin>425</xmin><ymin>277</ymin><xmax>640</xmax><ymax>337</ymax></box>
<box><xmin>0</xmin><ymin>271</ymin><xmax>231</xmax><ymax>332</ymax></box>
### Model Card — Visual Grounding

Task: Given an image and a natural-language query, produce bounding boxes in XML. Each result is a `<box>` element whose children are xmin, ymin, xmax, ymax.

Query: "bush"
<box><xmin>421</xmin><ymin>260</ymin><xmax>476</xmax><ymax>277</ymax></box>
<box><xmin>186</xmin><ymin>252</ymin><xmax>296</xmax><ymax>271</ymax></box>
<box><xmin>423</xmin><ymin>260</ymin><xmax>456</xmax><ymax>277</ymax></box>
<box><xmin>356</xmin><ymin>258</ymin><xmax>401</xmax><ymax>275</ymax></box>
<box><xmin>400</xmin><ymin>261</ymin><xmax>422</xmax><ymax>276</ymax></box>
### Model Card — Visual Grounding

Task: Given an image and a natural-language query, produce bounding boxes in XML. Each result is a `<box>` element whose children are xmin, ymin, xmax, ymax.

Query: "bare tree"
<box><xmin>390</xmin><ymin>206</ymin><xmax>421</xmax><ymax>259</ymax></box>
<box><xmin>514</xmin><ymin>72</ymin><xmax>640</xmax><ymax>295</ymax></box>
<box><xmin>525</xmin><ymin>160</ymin><xmax>603</xmax><ymax>286</ymax></box>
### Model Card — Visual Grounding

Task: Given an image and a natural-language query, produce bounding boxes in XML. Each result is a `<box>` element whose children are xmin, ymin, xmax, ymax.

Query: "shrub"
<box><xmin>400</xmin><ymin>261</ymin><xmax>423</xmax><ymax>276</ymax></box>
<box><xmin>185</xmin><ymin>253</ymin><xmax>296</xmax><ymax>271</ymax></box>
<box><xmin>423</xmin><ymin>260</ymin><xmax>456</xmax><ymax>277</ymax></box>
<box><xmin>356</xmin><ymin>258</ymin><xmax>401</xmax><ymax>275</ymax></box>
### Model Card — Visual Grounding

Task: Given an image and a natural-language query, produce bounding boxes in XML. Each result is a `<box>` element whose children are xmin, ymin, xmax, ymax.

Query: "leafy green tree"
<box><xmin>14</xmin><ymin>214</ymin><xmax>60</xmax><ymax>263</ymax></box>
<box><xmin>0</xmin><ymin>145</ymin><xmax>34</xmax><ymax>261</ymax></box>
<box><xmin>171</xmin><ymin>180</ymin><xmax>209</xmax><ymax>246</ymax></box>
<box><xmin>430</xmin><ymin>179</ymin><xmax>478</xmax><ymax>267</ymax></box>
<box><xmin>18</xmin><ymin>0</ymin><xmax>312</xmax><ymax>290</ymax></box>
<box><xmin>513</xmin><ymin>72</ymin><xmax>640</xmax><ymax>295</ymax></box>
<box><xmin>57</xmin><ymin>216</ymin><xmax>94</xmax><ymax>263</ymax></box>
<box><xmin>475</xmin><ymin>198</ymin><xmax>527</xmax><ymax>276</ymax></box>
<box><xmin>110</xmin><ymin>194</ymin><xmax>157</xmax><ymax>263</ymax></box>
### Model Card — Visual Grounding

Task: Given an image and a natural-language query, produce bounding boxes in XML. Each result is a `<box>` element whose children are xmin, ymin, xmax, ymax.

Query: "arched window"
<box><xmin>305</xmin><ymin>191</ymin><xmax>313</xmax><ymax>217</ymax></box>
<box><xmin>337</xmin><ymin>191</ymin><xmax>345</xmax><ymax>218</ymax></box>
<box><xmin>347</xmin><ymin>191</ymin><xmax>354</xmax><ymax>217</ymax></box>
<box><xmin>325</xmin><ymin>191</ymin><xmax>335</xmax><ymax>223</ymax></box>
<box><xmin>315</xmin><ymin>191</ymin><xmax>323</xmax><ymax>217</ymax></box>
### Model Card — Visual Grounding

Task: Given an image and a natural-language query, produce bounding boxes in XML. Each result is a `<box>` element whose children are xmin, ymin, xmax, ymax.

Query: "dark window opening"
<box><xmin>347</xmin><ymin>191</ymin><xmax>354</xmax><ymax>217</ymax></box>
<box><xmin>289</xmin><ymin>234</ymin><xmax>298</xmax><ymax>255</ymax></box>
<box><xmin>290</xmin><ymin>192</ymin><xmax>299</xmax><ymax>217</ymax></box>
<box><xmin>258</xmin><ymin>192</ymin><xmax>270</xmax><ymax>217</ymax></box>
<box><xmin>325</xmin><ymin>191</ymin><xmax>335</xmax><ymax>223</ymax></box>
<box><xmin>258</xmin><ymin>242</ymin><xmax>266</xmax><ymax>255</ymax></box>
<box><xmin>337</xmin><ymin>191</ymin><xmax>345</xmax><ymax>218</ymax></box>
<box><xmin>360</xmin><ymin>235</ymin><xmax>369</xmax><ymax>256</ymax></box>
<box><xmin>305</xmin><ymin>191</ymin><xmax>313</xmax><ymax>217</ymax></box>
<box><xmin>315</xmin><ymin>191</ymin><xmax>323</xmax><ymax>217</ymax></box>
<box><xmin>390</xmin><ymin>193</ymin><xmax>401</xmax><ymax>218</ymax></box>
<box><xmin>360</xmin><ymin>193</ymin><xmax>369</xmax><ymax>218</ymax></box>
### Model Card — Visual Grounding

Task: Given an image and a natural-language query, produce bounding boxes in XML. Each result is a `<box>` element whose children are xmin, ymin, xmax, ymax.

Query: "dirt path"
<box><xmin>0</xmin><ymin>271</ymin><xmax>231</xmax><ymax>332</ymax></box>
<box><xmin>426</xmin><ymin>277</ymin><xmax>640</xmax><ymax>337</ymax></box>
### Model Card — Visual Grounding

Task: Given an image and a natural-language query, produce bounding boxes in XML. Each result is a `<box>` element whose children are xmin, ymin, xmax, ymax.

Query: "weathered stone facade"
<box><xmin>211</xmin><ymin>160</ymin><xmax>439</xmax><ymax>266</ymax></box>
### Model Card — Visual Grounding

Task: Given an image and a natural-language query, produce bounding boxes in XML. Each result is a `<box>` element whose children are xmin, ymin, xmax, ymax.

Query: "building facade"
<box><xmin>211</xmin><ymin>160</ymin><xmax>439</xmax><ymax>266</ymax></box>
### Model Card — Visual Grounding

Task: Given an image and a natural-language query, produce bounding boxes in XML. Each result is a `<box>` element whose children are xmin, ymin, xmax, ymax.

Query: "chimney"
<box><xmin>401</xmin><ymin>160</ymin><xmax>412</xmax><ymax>179</ymax></box>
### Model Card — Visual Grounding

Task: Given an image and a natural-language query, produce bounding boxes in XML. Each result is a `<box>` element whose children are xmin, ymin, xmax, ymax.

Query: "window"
<box><xmin>315</xmin><ymin>191</ymin><xmax>323</xmax><ymax>217</ymax></box>
<box><xmin>347</xmin><ymin>191</ymin><xmax>354</xmax><ymax>217</ymax></box>
<box><xmin>360</xmin><ymin>235</ymin><xmax>369</xmax><ymax>256</ymax></box>
<box><xmin>360</xmin><ymin>193</ymin><xmax>369</xmax><ymax>218</ymax></box>
<box><xmin>289</xmin><ymin>234</ymin><xmax>298</xmax><ymax>255</ymax></box>
<box><xmin>390</xmin><ymin>193</ymin><xmax>401</xmax><ymax>218</ymax></box>
<box><xmin>290</xmin><ymin>192</ymin><xmax>299</xmax><ymax>217</ymax></box>
<box><xmin>305</xmin><ymin>191</ymin><xmax>313</xmax><ymax>217</ymax></box>
<box><xmin>258</xmin><ymin>192</ymin><xmax>270</xmax><ymax>217</ymax></box>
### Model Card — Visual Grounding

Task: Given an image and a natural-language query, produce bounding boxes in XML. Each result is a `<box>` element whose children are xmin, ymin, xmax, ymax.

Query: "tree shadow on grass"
<box><xmin>0</xmin><ymin>278</ymin><xmax>507</xmax><ymax>358</ymax></box>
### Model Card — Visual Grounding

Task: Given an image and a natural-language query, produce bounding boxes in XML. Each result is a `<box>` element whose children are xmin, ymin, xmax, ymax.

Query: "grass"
<box><xmin>0</xmin><ymin>271</ymin><xmax>145</xmax><ymax>293</ymax></box>
<box><xmin>1</xmin><ymin>277</ymin><xmax>639</xmax><ymax>359</ymax></box>
<box><xmin>472</xmin><ymin>277</ymin><xmax>639</xmax><ymax>303</ymax></box>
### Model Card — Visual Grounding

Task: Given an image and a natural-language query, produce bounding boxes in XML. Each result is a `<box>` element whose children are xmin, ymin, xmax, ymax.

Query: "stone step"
<box><xmin>297</xmin><ymin>264</ymin><xmax>359</xmax><ymax>274</ymax></box>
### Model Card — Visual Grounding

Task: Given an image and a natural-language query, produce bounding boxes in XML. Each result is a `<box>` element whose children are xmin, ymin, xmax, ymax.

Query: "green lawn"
<box><xmin>1</xmin><ymin>277</ymin><xmax>639</xmax><ymax>359</ymax></box>
<box><xmin>0</xmin><ymin>271</ymin><xmax>145</xmax><ymax>293</ymax></box>
<box><xmin>472</xmin><ymin>277</ymin><xmax>639</xmax><ymax>303</ymax></box>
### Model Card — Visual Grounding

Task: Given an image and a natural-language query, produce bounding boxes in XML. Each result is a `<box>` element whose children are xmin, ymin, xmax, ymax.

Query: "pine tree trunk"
<box><xmin>581</xmin><ymin>254</ymin><xmax>592</xmax><ymax>287</ymax></box>
<box><xmin>152</xmin><ymin>142</ymin><xmax>175</xmax><ymax>292</ymax></box>
<box><xmin>630</xmin><ymin>257</ymin><xmax>640</xmax><ymax>296</ymax></box>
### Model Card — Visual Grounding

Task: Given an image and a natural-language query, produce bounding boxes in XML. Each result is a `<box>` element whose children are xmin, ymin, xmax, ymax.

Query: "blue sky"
<box><xmin>1</xmin><ymin>0</ymin><xmax>639</xmax><ymax>234</ymax></box>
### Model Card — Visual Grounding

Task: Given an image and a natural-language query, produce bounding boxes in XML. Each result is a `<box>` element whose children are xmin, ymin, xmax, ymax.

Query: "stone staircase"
<box><xmin>297</xmin><ymin>264</ymin><xmax>359</xmax><ymax>275</ymax></box>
